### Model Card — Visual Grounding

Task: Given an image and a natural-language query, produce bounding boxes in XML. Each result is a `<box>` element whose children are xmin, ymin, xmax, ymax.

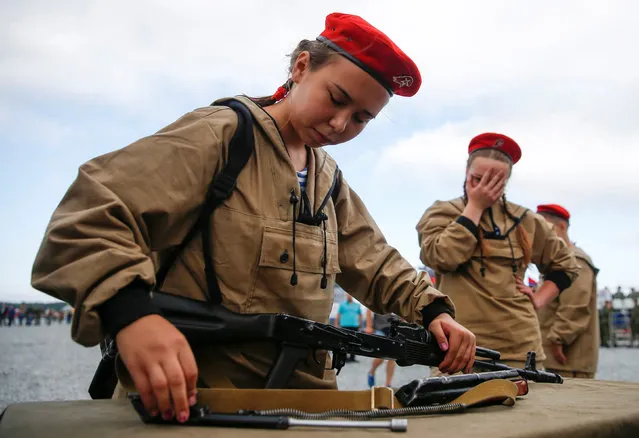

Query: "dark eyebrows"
<box><xmin>332</xmin><ymin>82</ymin><xmax>376</xmax><ymax>119</ymax></box>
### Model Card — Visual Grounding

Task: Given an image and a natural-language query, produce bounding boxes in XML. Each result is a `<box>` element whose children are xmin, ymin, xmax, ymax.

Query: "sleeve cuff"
<box><xmin>456</xmin><ymin>215</ymin><xmax>478</xmax><ymax>237</ymax></box>
<box><xmin>544</xmin><ymin>271</ymin><xmax>572</xmax><ymax>293</ymax></box>
<box><xmin>420</xmin><ymin>298</ymin><xmax>455</xmax><ymax>328</ymax></box>
<box><xmin>97</xmin><ymin>280</ymin><xmax>160</xmax><ymax>338</ymax></box>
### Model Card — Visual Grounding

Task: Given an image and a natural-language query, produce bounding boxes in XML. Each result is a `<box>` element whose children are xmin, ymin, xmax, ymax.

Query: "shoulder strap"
<box><xmin>155</xmin><ymin>99</ymin><xmax>255</xmax><ymax>299</ymax></box>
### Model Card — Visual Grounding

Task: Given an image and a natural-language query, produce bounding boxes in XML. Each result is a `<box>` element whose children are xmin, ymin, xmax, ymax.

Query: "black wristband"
<box><xmin>544</xmin><ymin>271</ymin><xmax>572</xmax><ymax>293</ymax></box>
<box><xmin>420</xmin><ymin>298</ymin><xmax>455</xmax><ymax>328</ymax></box>
<box><xmin>97</xmin><ymin>280</ymin><xmax>160</xmax><ymax>338</ymax></box>
<box><xmin>456</xmin><ymin>215</ymin><xmax>478</xmax><ymax>237</ymax></box>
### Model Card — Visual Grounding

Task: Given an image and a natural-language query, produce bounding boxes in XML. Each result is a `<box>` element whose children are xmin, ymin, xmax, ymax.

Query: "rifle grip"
<box><xmin>264</xmin><ymin>344</ymin><xmax>310</xmax><ymax>389</ymax></box>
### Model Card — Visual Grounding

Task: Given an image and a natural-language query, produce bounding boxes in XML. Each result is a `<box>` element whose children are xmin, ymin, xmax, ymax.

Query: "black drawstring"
<box><xmin>479</xmin><ymin>234</ymin><xmax>487</xmax><ymax>278</ymax></box>
<box><xmin>502</xmin><ymin>197</ymin><xmax>520</xmax><ymax>274</ymax></box>
<box><xmin>287</xmin><ymin>167</ymin><xmax>340</xmax><ymax>289</ymax></box>
<box><xmin>320</xmin><ymin>212</ymin><xmax>328</xmax><ymax>289</ymax></box>
<box><xmin>289</xmin><ymin>189</ymin><xmax>299</xmax><ymax>286</ymax></box>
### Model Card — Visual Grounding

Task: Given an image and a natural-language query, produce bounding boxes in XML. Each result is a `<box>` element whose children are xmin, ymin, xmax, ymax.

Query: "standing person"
<box><xmin>529</xmin><ymin>204</ymin><xmax>599</xmax><ymax>379</ymax></box>
<box><xmin>364</xmin><ymin>310</ymin><xmax>396</xmax><ymax>387</ymax></box>
<box><xmin>45</xmin><ymin>308</ymin><xmax>53</xmax><ymax>326</ymax></box>
<box><xmin>416</xmin><ymin>133</ymin><xmax>579</xmax><ymax>369</ymax></box>
<box><xmin>18</xmin><ymin>304</ymin><xmax>25</xmax><ymax>326</ymax></box>
<box><xmin>7</xmin><ymin>306</ymin><xmax>15</xmax><ymax>327</ymax></box>
<box><xmin>599</xmin><ymin>300</ymin><xmax>613</xmax><ymax>347</ymax></box>
<box><xmin>335</xmin><ymin>294</ymin><xmax>362</xmax><ymax>362</ymax></box>
<box><xmin>630</xmin><ymin>298</ymin><xmax>639</xmax><ymax>348</ymax></box>
<box><xmin>31</xmin><ymin>12</ymin><xmax>476</xmax><ymax>422</ymax></box>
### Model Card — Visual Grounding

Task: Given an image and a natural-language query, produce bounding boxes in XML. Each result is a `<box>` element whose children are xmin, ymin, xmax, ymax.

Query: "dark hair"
<box><xmin>251</xmin><ymin>39</ymin><xmax>336</xmax><ymax>107</ymax></box>
<box><xmin>538</xmin><ymin>211</ymin><xmax>569</xmax><ymax>227</ymax></box>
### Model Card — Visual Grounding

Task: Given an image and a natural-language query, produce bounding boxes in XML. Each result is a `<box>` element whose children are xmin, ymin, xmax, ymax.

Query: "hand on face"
<box><xmin>465</xmin><ymin>166</ymin><xmax>508</xmax><ymax>211</ymax></box>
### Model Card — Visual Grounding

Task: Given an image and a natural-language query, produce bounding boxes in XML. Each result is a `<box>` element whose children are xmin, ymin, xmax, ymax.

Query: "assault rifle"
<box><xmin>89</xmin><ymin>291</ymin><xmax>562</xmax><ymax>399</ymax></box>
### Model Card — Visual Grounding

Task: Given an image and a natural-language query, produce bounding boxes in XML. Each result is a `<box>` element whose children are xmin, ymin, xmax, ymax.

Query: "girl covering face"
<box><xmin>32</xmin><ymin>12</ymin><xmax>475</xmax><ymax>423</ymax></box>
<box><xmin>416</xmin><ymin>133</ymin><xmax>579</xmax><ymax>370</ymax></box>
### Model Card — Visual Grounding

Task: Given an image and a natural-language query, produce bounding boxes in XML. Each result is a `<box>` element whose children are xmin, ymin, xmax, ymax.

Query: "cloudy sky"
<box><xmin>1</xmin><ymin>0</ymin><xmax>638</xmax><ymax>303</ymax></box>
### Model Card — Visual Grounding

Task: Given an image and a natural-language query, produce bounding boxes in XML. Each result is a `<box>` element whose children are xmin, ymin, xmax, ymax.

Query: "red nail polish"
<box><xmin>162</xmin><ymin>409</ymin><xmax>173</xmax><ymax>420</ymax></box>
<box><xmin>189</xmin><ymin>394</ymin><xmax>197</xmax><ymax>406</ymax></box>
<box><xmin>178</xmin><ymin>412</ymin><xmax>189</xmax><ymax>423</ymax></box>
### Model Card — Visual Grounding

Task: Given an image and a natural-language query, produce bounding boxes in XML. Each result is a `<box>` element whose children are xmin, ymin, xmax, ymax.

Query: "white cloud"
<box><xmin>1</xmin><ymin>1</ymin><xmax>376</xmax><ymax>110</ymax></box>
<box><xmin>4</xmin><ymin>1</ymin><xmax>635</xmax><ymax>110</ymax></box>
<box><xmin>1</xmin><ymin>1</ymin><xmax>638</xmax><ymax>300</ymax></box>
<box><xmin>375</xmin><ymin>108</ymin><xmax>639</xmax><ymax>204</ymax></box>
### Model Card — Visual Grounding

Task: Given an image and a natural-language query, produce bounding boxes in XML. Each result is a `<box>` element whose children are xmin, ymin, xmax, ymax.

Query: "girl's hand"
<box><xmin>551</xmin><ymin>343</ymin><xmax>567</xmax><ymax>365</ymax></box>
<box><xmin>515</xmin><ymin>276</ymin><xmax>536</xmax><ymax>300</ymax></box>
<box><xmin>428</xmin><ymin>313</ymin><xmax>476</xmax><ymax>374</ymax></box>
<box><xmin>517</xmin><ymin>278</ymin><xmax>560</xmax><ymax>309</ymax></box>
<box><xmin>116</xmin><ymin>315</ymin><xmax>199</xmax><ymax>423</ymax></box>
<box><xmin>465</xmin><ymin>168</ymin><xmax>507</xmax><ymax>212</ymax></box>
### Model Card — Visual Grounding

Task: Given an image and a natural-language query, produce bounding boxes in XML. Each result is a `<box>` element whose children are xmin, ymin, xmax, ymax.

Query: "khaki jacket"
<box><xmin>31</xmin><ymin>96</ymin><xmax>452</xmax><ymax>389</ymax></box>
<box><xmin>416</xmin><ymin>198</ymin><xmax>579</xmax><ymax>361</ymax></box>
<box><xmin>538</xmin><ymin>247</ymin><xmax>599</xmax><ymax>373</ymax></box>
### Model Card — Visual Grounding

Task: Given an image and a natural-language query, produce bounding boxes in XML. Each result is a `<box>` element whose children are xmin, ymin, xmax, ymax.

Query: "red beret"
<box><xmin>318</xmin><ymin>13</ymin><xmax>421</xmax><ymax>97</ymax></box>
<box><xmin>537</xmin><ymin>204</ymin><xmax>571</xmax><ymax>221</ymax></box>
<box><xmin>468</xmin><ymin>132</ymin><xmax>522</xmax><ymax>164</ymax></box>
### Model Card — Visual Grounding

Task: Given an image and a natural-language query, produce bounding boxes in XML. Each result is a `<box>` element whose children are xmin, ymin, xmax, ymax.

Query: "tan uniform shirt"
<box><xmin>538</xmin><ymin>247</ymin><xmax>599</xmax><ymax>374</ymax></box>
<box><xmin>417</xmin><ymin>198</ymin><xmax>579</xmax><ymax>362</ymax></box>
<box><xmin>31</xmin><ymin>96</ymin><xmax>453</xmax><ymax>389</ymax></box>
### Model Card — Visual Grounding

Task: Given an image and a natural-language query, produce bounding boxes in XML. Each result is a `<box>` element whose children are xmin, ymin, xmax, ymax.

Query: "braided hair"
<box><xmin>502</xmin><ymin>193</ymin><xmax>533</xmax><ymax>268</ymax></box>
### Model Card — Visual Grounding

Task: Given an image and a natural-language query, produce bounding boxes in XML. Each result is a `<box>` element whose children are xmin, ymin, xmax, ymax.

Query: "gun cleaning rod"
<box><xmin>288</xmin><ymin>418</ymin><xmax>408</xmax><ymax>432</ymax></box>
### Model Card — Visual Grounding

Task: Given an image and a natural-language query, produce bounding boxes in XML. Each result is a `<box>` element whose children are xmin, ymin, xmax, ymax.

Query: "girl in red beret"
<box><xmin>416</xmin><ymin>133</ymin><xmax>579</xmax><ymax>371</ymax></box>
<box><xmin>32</xmin><ymin>12</ymin><xmax>475</xmax><ymax>420</ymax></box>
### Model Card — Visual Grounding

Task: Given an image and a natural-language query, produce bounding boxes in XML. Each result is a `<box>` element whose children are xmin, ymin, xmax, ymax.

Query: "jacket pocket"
<box><xmin>258</xmin><ymin>225</ymin><xmax>340</xmax><ymax>274</ymax></box>
<box><xmin>248</xmin><ymin>224</ymin><xmax>340</xmax><ymax>322</ymax></box>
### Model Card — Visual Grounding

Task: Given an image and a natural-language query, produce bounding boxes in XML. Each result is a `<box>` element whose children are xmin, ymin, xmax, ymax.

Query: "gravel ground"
<box><xmin>1</xmin><ymin>324</ymin><xmax>638</xmax><ymax>411</ymax></box>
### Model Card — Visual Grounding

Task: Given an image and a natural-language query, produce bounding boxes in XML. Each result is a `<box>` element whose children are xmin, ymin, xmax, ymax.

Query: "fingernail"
<box><xmin>440</xmin><ymin>342</ymin><xmax>448</xmax><ymax>351</ymax></box>
<box><xmin>162</xmin><ymin>409</ymin><xmax>174</xmax><ymax>421</ymax></box>
<box><xmin>178</xmin><ymin>411</ymin><xmax>189</xmax><ymax>423</ymax></box>
<box><xmin>149</xmin><ymin>410</ymin><xmax>159</xmax><ymax>417</ymax></box>
<box><xmin>189</xmin><ymin>394</ymin><xmax>197</xmax><ymax>406</ymax></box>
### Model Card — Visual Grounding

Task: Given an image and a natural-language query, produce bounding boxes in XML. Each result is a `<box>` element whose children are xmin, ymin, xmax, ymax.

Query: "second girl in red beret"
<box><xmin>416</xmin><ymin>133</ymin><xmax>580</xmax><ymax>371</ymax></box>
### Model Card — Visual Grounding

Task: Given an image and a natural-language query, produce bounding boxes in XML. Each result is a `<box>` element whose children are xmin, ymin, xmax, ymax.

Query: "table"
<box><xmin>1</xmin><ymin>379</ymin><xmax>638</xmax><ymax>438</ymax></box>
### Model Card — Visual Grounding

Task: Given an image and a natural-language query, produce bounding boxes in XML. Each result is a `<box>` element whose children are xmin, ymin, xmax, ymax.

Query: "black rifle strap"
<box><xmin>155</xmin><ymin>99</ymin><xmax>255</xmax><ymax>304</ymax></box>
